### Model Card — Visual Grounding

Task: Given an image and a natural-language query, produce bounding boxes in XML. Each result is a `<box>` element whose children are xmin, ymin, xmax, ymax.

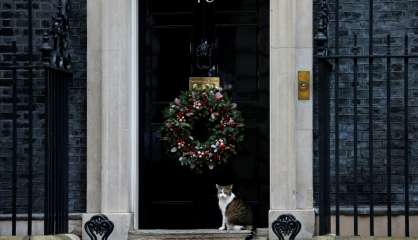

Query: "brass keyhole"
<box><xmin>299</xmin><ymin>82</ymin><xmax>309</xmax><ymax>91</ymax></box>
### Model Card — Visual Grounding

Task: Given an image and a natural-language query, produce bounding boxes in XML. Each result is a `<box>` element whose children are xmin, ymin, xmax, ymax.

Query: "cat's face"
<box><xmin>216</xmin><ymin>184</ymin><xmax>233</xmax><ymax>199</ymax></box>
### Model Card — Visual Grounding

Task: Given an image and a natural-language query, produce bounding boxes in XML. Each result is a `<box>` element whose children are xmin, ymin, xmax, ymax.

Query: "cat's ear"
<box><xmin>229</xmin><ymin>184</ymin><xmax>233</xmax><ymax>190</ymax></box>
<box><xmin>216</xmin><ymin>184</ymin><xmax>220</xmax><ymax>189</ymax></box>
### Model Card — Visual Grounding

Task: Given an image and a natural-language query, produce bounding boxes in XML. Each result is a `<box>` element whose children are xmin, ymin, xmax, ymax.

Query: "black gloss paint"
<box><xmin>138</xmin><ymin>0</ymin><xmax>270</xmax><ymax>228</ymax></box>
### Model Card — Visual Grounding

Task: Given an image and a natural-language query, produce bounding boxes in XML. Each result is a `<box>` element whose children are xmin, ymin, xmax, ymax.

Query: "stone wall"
<box><xmin>0</xmin><ymin>0</ymin><xmax>86</xmax><ymax>214</ymax></box>
<box><xmin>313</xmin><ymin>0</ymin><xmax>418</xmax><ymax>210</ymax></box>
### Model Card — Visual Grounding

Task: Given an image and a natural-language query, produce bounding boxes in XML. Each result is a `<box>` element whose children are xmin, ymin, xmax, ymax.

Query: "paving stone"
<box><xmin>0</xmin><ymin>234</ymin><xmax>79</xmax><ymax>240</ymax></box>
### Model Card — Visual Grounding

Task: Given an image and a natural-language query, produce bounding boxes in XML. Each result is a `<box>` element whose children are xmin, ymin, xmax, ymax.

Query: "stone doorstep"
<box><xmin>129</xmin><ymin>228</ymin><xmax>268</xmax><ymax>240</ymax></box>
<box><xmin>0</xmin><ymin>234</ymin><xmax>79</xmax><ymax>240</ymax></box>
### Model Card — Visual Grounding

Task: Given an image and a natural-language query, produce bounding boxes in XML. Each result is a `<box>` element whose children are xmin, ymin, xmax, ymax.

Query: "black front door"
<box><xmin>138</xmin><ymin>0</ymin><xmax>269</xmax><ymax>229</ymax></box>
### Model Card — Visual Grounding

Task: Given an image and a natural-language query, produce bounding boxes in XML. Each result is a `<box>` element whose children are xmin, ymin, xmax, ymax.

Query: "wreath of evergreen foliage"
<box><xmin>161</xmin><ymin>87</ymin><xmax>245</xmax><ymax>173</ymax></box>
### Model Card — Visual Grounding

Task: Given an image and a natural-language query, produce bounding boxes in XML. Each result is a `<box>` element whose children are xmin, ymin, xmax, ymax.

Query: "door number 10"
<box><xmin>197</xmin><ymin>0</ymin><xmax>215</xmax><ymax>3</ymax></box>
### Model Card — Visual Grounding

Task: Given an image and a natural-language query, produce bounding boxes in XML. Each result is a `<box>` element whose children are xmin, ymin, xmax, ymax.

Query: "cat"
<box><xmin>216</xmin><ymin>184</ymin><xmax>253</xmax><ymax>231</ymax></box>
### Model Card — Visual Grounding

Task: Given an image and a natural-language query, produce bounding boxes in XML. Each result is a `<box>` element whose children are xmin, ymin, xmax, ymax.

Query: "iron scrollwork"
<box><xmin>85</xmin><ymin>214</ymin><xmax>114</xmax><ymax>240</ymax></box>
<box><xmin>196</xmin><ymin>39</ymin><xmax>212</xmax><ymax>58</ymax></box>
<box><xmin>314</xmin><ymin>0</ymin><xmax>329</xmax><ymax>56</ymax></box>
<box><xmin>40</xmin><ymin>0</ymin><xmax>72</xmax><ymax>70</ymax></box>
<box><xmin>272</xmin><ymin>214</ymin><xmax>302</xmax><ymax>240</ymax></box>
<box><xmin>194</xmin><ymin>38</ymin><xmax>217</xmax><ymax>71</ymax></box>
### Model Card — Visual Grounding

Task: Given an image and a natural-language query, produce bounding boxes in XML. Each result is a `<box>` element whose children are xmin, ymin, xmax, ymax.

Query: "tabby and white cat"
<box><xmin>216</xmin><ymin>184</ymin><xmax>253</xmax><ymax>231</ymax></box>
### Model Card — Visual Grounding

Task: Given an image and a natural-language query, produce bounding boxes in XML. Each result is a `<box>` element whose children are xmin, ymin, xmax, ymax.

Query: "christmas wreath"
<box><xmin>161</xmin><ymin>87</ymin><xmax>245</xmax><ymax>173</ymax></box>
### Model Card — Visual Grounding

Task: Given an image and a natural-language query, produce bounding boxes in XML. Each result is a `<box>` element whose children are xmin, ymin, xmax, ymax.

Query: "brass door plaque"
<box><xmin>298</xmin><ymin>71</ymin><xmax>310</xmax><ymax>100</ymax></box>
<box><xmin>189</xmin><ymin>77</ymin><xmax>220</xmax><ymax>90</ymax></box>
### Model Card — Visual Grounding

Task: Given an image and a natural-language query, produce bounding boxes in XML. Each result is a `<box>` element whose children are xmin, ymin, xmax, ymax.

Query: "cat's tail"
<box><xmin>245</xmin><ymin>225</ymin><xmax>256</xmax><ymax>240</ymax></box>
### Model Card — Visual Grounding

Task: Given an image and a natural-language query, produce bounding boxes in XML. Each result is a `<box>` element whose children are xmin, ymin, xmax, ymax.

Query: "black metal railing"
<box><xmin>0</xmin><ymin>43</ymin><xmax>71</xmax><ymax>236</ymax></box>
<box><xmin>0</xmin><ymin>0</ymin><xmax>72</xmax><ymax>236</ymax></box>
<box><xmin>44</xmin><ymin>67</ymin><xmax>71</xmax><ymax>234</ymax></box>
<box><xmin>315</xmin><ymin>0</ymin><xmax>417</xmax><ymax>237</ymax></box>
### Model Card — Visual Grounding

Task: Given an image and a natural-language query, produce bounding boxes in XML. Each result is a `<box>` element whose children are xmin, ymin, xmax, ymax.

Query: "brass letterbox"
<box><xmin>189</xmin><ymin>77</ymin><xmax>220</xmax><ymax>90</ymax></box>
